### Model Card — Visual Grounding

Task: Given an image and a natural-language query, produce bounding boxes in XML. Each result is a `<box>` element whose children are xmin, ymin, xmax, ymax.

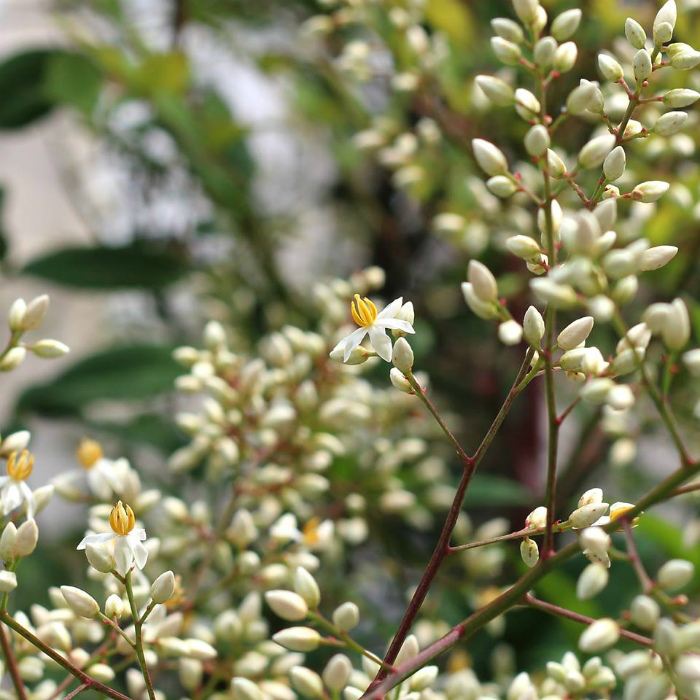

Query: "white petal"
<box><xmin>115</xmin><ymin>537</ymin><xmax>133</xmax><ymax>576</ymax></box>
<box><xmin>1</xmin><ymin>483</ymin><xmax>22</xmax><ymax>515</ymax></box>
<box><xmin>128</xmin><ymin>536</ymin><xmax>149</xmax><ymax>570</ymax></box>
<box><xmin>376</xmin><ymin>297</ymin><xmax>403</xmax><ymax>319</ymax></box>
<box><xmin>77</xmin><ymin>532</ymin><xmax>115</xmax><ymax>550</ymax></box>
<box><xmin>375</xmin><ymin>318</ymin><xmax>415</xmax><ymax>334</ymax></box>
<box><xmin>87</xmin><ymin>468</ymin><xmax>112</xmax><ymax>501</ymax></box>
<box><xmin>19</xmin><ymin>482</ymin><xmax>35</xmax><ymax>519</ymax></box>
<box><xmin>368</xmin><ymin>326</ymin><xmax>392</xmax><ymax>362</ymax></box>
<box><xmin>342</xmin><ymin>327</ymin><xmax>368</xmax><ymax>362</ymax></box>
<box><xmin>131</xmin><ymin>528</ymin><xmax>147</xmax><ymax>541</ymax></box>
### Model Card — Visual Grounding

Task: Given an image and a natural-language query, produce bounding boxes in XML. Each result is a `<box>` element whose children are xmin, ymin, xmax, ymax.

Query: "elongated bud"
<box><xmin>61</xmin><ymin>586</ymin><xmax>99</xmax><ymax>618</ymax></box>
<box><xmin>323</xmin><ymin>654</ymin><xmax>352</xmax><ymax>692</ymax></box>
<box><xmin>580</xmin><ymin>527</ymin><xmax>611</xmax><ymax>554</ymax></box>
<box><xmin>272</xmin><ymin>627</ymin><xmax>321</xmax><ymax>652</ymax></box>
<box><xmin>265</xmin><ymin>590</ymin><xmax>309</xmax><ymax>622</ymax></box>
<box><xmin>579</xmin><ymin>618</ymin><xmax>620</xmax><ymax>653</ymax></box>
<box><xmin>467</xmin><ymin>260</ymin><xmax>498</xmax><ymax>302</ymax></box>
<box><xmin>522</xmin><ymin>307</ymin><xmax>545</xmax><ymax>349</ymax></box>
<box><xmin>551</xmin><ymin>8</ymin><xmax>581</xmax><ymax>40</ymax></box>
<box><xmin>151</xmin><ymin>571</ymin><xmax>176</xmax><ymax>604</ymax></box>
<box><xmin>0</xmin><ymin>523</ymin><xmax>17</xmax><ymax>561</ymax></box>
<box><xmin>658</xmin><ymin>559</ymin><xmax>694</xmax><ymax>590</ymax></box>
<box><xmin>520</xmin><ymin>538</ymin><xmax>539</xmax><ymax>568</ymax></box>
<box><xmin>294</xmin><ymin>567</ymin><xmax>321</xmax><ymax>608</ymax></box>
<box><xmin>0</xmin><ymin>347</ymin><xmax>26</xmax><ymax>372</ymax></box>
<box><xmin>663</xmin><ymin>89</ymin><xmax>700</xmax><ymax>108</ymax></box>
<box><xmin>0</xmin><ymin>571</ymin><xmax>17</xmax><ymax>593</ymax></box>
<box><xmin>557</xmin><ymin>316</ymin><xmax>594</xmax><ymax>351</ymax></box>
<box><xmin>290</xmin><ymin>667</ymin><xmax>324</xmax><ymax>697</ymax></box>
<box><xmin>31</xmin><ymin>340</ymin><xmax>70</xmax><ymax>359</ymax></box>
<box><xmin>577</xmin><ymin>563</ymin><xmax>609</xmax><ymax>600</ymax></box>
<box><xmin>392</xmin><ymin>337</ymin><xmax>414</xmax><ymax>374</ymax></box>
<box><xmin>654</xmin><ymin>0</ymin><xmax>677</xmax><ymax>35</ymax></box>
<box><xmin>105</xmin><ymin>594</ymin><xmax>124</xmax><ymax>619</ymax></box>
<box><xmin>640</xmin><ymin>245</ymin><xmax>677</xmax><ymax>271</ymax></box>
<box><xmin>21</xmin><ymin>295</ymin><xmax>49</xmax><ymax>331</ymax></box>
<box><xmin>554</xmin><ymin>42</ymin><xmax>577</xmax><ymax>73</ymax></box>
<box><xmin>530</xmin><ymin>279</ymin><xmax>577</xmax><ymax>308</ymax></box>
<box><xmin>567</xmin><ymin>81</ymin><xmax>599</xmax><ymax>115</ymax></box>
<box><xmin>683</xmin><ymin>349</ymin><xmax>700</xmax><ymax>377</ymax></box>
<box><xmin>475</xmin><ymin>75</ymin><xmax>514</xmax><ymax>105</ymax></box>
<box><xmin>603</xmin><ymin>146</ymin><xmax>626</xmax><ymax>182</ymax></box>
<box><xmin>632</xmin><ymin>181</ymin><xmax>670</xmax><ymax>202</ymax></box>
<box><xmin>487</xmin><ymin>176</ymin><xmax>517</xmax><ymax>197</ymax></box>
<box><xmin>662</xmin><ymin>298</ymin><xmax>690</xmax><ymax>350</ymax></box>
<box><xmin>491</xmin><ymin>18</ymin><xmax>524</xmax><ymax>43</ymax></box>
<box><xmin>533</xmin><ymin>37</ymin><xmax>557</xmax><ymax>66</ymax></box>
<box><xmin>625</xmin><ymin>18</ymin><xmax>647</xmax><ymax>49</ymax></box>
<box><xmin>524</xmin><ymin>125</ymin><xmax>550</xmax><ymax>156</ymax></box>
<box><xmin>515</xmin><ymin>88</ymin><xmax>540</xmax><ymax>119</ymax></box>
<box><xmin>579</xmin><ymin>488</ymin><xmax>603</xmax><ymax>507</ymax></box>
<box><xmin>671</xmin><ymin>49</ymin><xmax>700</xmax><ymax>70</ymax></box>
<box><xmin>633</xmin><ymin>49</ymin><xmax>652</xmax><ymax>81</ymax></box>
<box><xmin>86</xmin><ymin>543</ymin><xmax>116</xmax><ymax>574</ymax></box>
<box><xmin>15</xmin><ymin>519</ymin><xmax>38</xmax><ymax>557</ymax></box>
<box><xmin>498</xmin><ymin>320</ymin><xmax>523</xmax><ymax>346</ymax></box>
<box><xmin>526</xmin><ymin>506</ymin><xmax>547</xmax><ymax>529</ymax></box>
<box><xmin>472</xmin><ymin>139</ymin><xmax>508</xmax><ymax>176</ymax></box>
<box><xmin>579</xmin><ymin>134</ymin><xmax>615</xmax><ymax>169</ymax></box>
<box><xmin>507</xmin><ymin>235</ymin><xmax>541</xmax><ymax>261</ymax></box>
<box><xmin>332</xmin><ymin>602</ymin><xmax>359</xmax><ymax>631</ymax></box>
<box><xmin>512</xmin><ymin>0</ymin><xmax>539</xmax><ymax>24</ymax></box>
<box><xmin>490</xmin><ymin>37</ymin><xmax>522</xmax><ymax>65</ymax></box>
<box><xmin>598</xmin><ymin>54</ymin><xmax>623</xmax><ymax>82</ymax></box>
<box><xmin>462</xmin><ymin>283</ymin><xmax>499</xmax><ymax>319</ymax></box>
<box><xmin>390</xmin><ymin>368</ymin><xmax>413</xmax><ymax>393</ymax></box>
<box><xmin>232</xmin><ymin>678</ymin><xmax>264</xmax><ymax>700</ymax></box>
<box><xmin>569</xmin><ymin>502</ymin><xmax>609</xmax><ymax>529</ymax></box>
<box><xmin>547</xmin><ymin>149</ymin><xmax>567</xmax><ymax>178</ymax></box>
<box><xmin>630</xmin><ymin>595</ymin><xmax>660</xmax><ymax>630</ymax></box>
<box><xmin>655</xmin><ymin>111</ymin><xmax>687</xmax><ymax>136</ymax></box>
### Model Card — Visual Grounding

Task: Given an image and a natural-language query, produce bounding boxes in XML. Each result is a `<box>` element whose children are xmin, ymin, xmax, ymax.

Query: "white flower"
<box><xmin>331</xmin><ymin>295</ymin><xmax>415</xmax><ymax>363</ymax></box>
<box><xmin>0</xmin><ymin>450</ymin><xmax>36</xmax><ymax>519</ymax></box>
<box><xmin>77</xmin><ymin>501</ymin><xmax>148</xmax><ymax>576</ymax></box>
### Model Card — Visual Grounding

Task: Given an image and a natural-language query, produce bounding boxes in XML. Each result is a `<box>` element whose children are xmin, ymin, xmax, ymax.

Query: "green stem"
<box><xmin>125</xmin><ymin>572</ymin><xmax>157</xmax><ymax>700</ymax></box>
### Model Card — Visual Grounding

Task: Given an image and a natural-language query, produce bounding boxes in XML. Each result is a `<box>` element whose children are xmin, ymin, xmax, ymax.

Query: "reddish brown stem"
<box><xmin>0</xmin><ymin>623</ymin><xmax>27</xmax><ymax>700</ymax></box>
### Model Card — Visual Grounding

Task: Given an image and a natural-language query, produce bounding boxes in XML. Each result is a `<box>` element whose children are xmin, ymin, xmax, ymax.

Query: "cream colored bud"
<box><xmin>232</xmin><ymin>677</ymin><xmax>264</xmax><ymax>700</ymax></box>
<box><xmin>520</xmin><ymin>538</ymin><xmax>539</xmax><ymax>568</ymax></box>
<box><xmin>498</xmin><ymin>320</ymin><xmax>523</xmax><ymax>346</ymax></box>
<box><xmin>515</xmin><ymin>88</ymin><xmax>541</xmax><ymax>118</ymax></box>
<box><xmin>632</xmin><ymin>181</ymin><xmax>670</xmax><ymax>202</ymax></box>
<box><xmin>475</xmin><ymin>75</ymin><xmax>514</xmax><ymax>105</ymax></box>
<box><xmin>8</xmin><ymin>299</ymin><xmax>26</xmax><ymax>332</ymax></box>
<box><xmin>625</xmin><ymin>18</ymin><xmax>647</xmax><ymax>49</ymax></box>
<box><xmin>577</xmin><ymin>563</ymin><xmax>609</xmax><ymax>600</ymax></box>
<box><xmin>0</xmin><ymin>570</ymin><xmax>17</xmax><ymax>592</ymax></box>
<box><xmin>294</xmin><ymin>567</ymin><xmax>321</xmax><ymax>608</ymax></box>
<box><xmin>487</xmin><ymin>176</ymin><xmax>517</xmax><ymax>197</ymax></box>
<box><xmin>472</xmin><ymin>139</ymin><xmax>508</xmax><ymax>176</ymax></box>
<box><xmin>671</xmin><ymin>49</ymin><xmax>700</xmax><ymax>70</ymax></box>
<box><xmin>332</xmin><ymin>602</ymin><xmax>359</xmax><ymax>631</ymax></box>
<box><xmin>323</xmin><ymin>654</ymin><xmax>353</xmax><ymax>692</ymax></box>
<box><xmin>15</xmin><ymin>519</ymin><xmax>38</xmax><ymax>557</ymax></box>
<box><xmin>467</xmin><ymin>260</ymin><xmax>498</xmax><ymax>302</ymax></box>
<box><xmin>609</xmin><ymin>384</ymin><xmax>634</xmax><ymax>409</ymax></box>
<box><xmin>551</xmin><ymin>8</ymin><xmax>581</xmax><ymax>40</ymax></box>
<box><xmin>530</xmin><ymin>279</ymin><xmax>577</xmax><ymax>308</ymax></box>
<box><xmin>490</xmin><ymin>37</ymin><xmax>522</xmax><ymax>65</ymax></box>
<box><xmin>633</xmin><ymin>49</ymin><xmax>652</xmax><ymax>81</ymax></box>
<box><xmin>663</xmin><ymin>89</ymin><xmax>700</xmax><ymax>108</ymax></box>
<box><xmin>105</xmin><ymin>594</ymin><xmax>124</xmax><ymax>619</ymax></box>
<box><xmin>533</xmin><ymin>37</ymin><xmax>557</xmax><ymax>66</ymax></box>
<box><xmin>654</xmin><ymin>618</ymin><xmax>680</xmax><ymax>655</ymax></box>
<box><xmin>683</xmin><ymin>349</ymin><xmax>700</xmax><ymax>377</ymax></box>
<box><xmin>512</xmin><ymin>0</ymin><xmax>539</xmax><ymax>24</ymax></box>
<box><xmin>524</xmin><ymin>125</ymin><xmax>550</xmax><ymax>157</ymax></box>
<box><xmin>21</xmin><ymin>295</ymin><xmax>49</xmax><ymax>330</ymax></box>
<box><xmin>290</xmin><ymin>667</ymin><xmax>324</xmax><ymax>698</ymax></box>
<box><xmin>655</xmin><ymin>111</ymin><xmax>687</xmax><ymax>136</ymax></box>
<box><xmin>569</xmin><ymin>502</ymin><xmax>609</xmax><ymax>528</ymax></box>
<box><xmin>581</xmin><ymin>378</ymin><xmax>614</xmax><ymax>403</ymax></box>
<box><xmin>654</xmin><ymin>0</ymin><xmax>677</xmax><ymax>34</ymax></box>
<box><xmin>265</xmin><ymin>590</ymin><xmax>309</xmax><ymax>622</ymax></box>
<box><xmin>151</xmin><ymin>571</ymin><xmax>175</xmax><ymax>604</ymax></box>
<box><xmin>598</xmin><ymin>54</ymin><xmax>624</xmax><ymax>82</ymax></box>
<box><xmin>186</xmin><ymin>639</ymin><xmax>217</xmax><ymax>661</ymax></box>
<box><xmin>630</xmin><ymin>595</ymin><xmax>660</xmax><ymax>630</ymax></box>
<box><xmin>507</xmin><ymin>235</ymin><xmax>541</xmax><ymax>261</ymax></box>
<box><xmin>31</xmin><ymin>340</ymin><xmax>70</xmax><ymax>358</ymax></box>
<box><xmin>567</xmin><ymin>81</ymin><xmax>599</xmax><ymax>115</ymax></box>
<box><xmin>662</xmin><ymin>298</ymin><xmax>690</xmax><ymax>350</ymax></box>
<box><xmin>0</xmin><ymin>523</ymin><xmax>16</xmax><ymax>561</ymax></box>
<box><xmin>579</xmin><ymin>618</ymin><xmax>620</xmax><ymax>653</ymax></box>
<box><xmin>88</xmin><ymin>664</ymin><xmax>115</xmax><ymax>683</ymax></box>
<box><xmin>86</xmin><ymin>543</ymin><xmax>115</xmax><ymax>574</ymax></box>
<box><xmin>390</xmin><ymin>368</ymin><xmax>413</xmax><ymax>393</ymax></box>
<box><xmin>0</xmin><ymin>347</ymin><xmax>26</xmax><ymax>372</ymax></box>
<box><xmin>491</xmin><ymin>18</ymin><xmax>524</xmax><ymax>43</ymax></box>
<box><xmin>522</xmin><ymin>306</ymin><xmax>545</xmax><ymax>348</ymax></box>
<box><xmin>272</xmin><ymin>627</ymin><xmax>321</xmax><ymax>652</ymax></box>
<box><xmin>579</xmin><ymin>134</ymin><xmax>615</xmax><ymax>169</ymax></box>
<box><xmin>179</xmin><ymin>659</ymin><xmax>202</xmax><ymax>692</ymax></box>
<box><xmin>462</xmin><ymin>283</ymin><xmax>499</xmax><ymax>320</ymax></box>
<box><xmin>658</xmin><ymin>559</ymin><xmax>694</xmax><ymax>590</ymax></box>
<box><xmin>579</xmin><ymin>488</ymin><xmax>603</xmax><ymax>507</ymax></box>
<box><xmin>603</xmin><ymin>146</ymin><xmax>626</xmax><ymax>182</ymax></box>
<box><xmin>526</xmin><ymin>506</ymin><xmax>547</xmax><ymax>529</ymax></box>
<box><xmin>554</xmin><ymin>41</ymin><xmax>577</xmax><ymax>73</ymax></box>
<box><xmin>392</xmin><ymin>337</ymin><xmax>414</xmax><ymax>374</ymax></box>
<box><xmin>580</xmin><ymin>527</ymin><xmax>611</xmax><ymax>554</ymax></box>
<box><xmin>547</xmin><ymin>149</ymin><xmax>567</xmax><ymax>178</ymax></box>
<box><xmin>558</xmin><ymin>316</ymin><xmax>594</xmax><ymax>351</ymax></box>
<box><xmin>640</xmin><ymin>245</ymin><xmax>677</xmax><ymax>271</ymax></box>
<box><xmin>61</xmin><ymin>586</ymin><xmax>99</xmax><ymax>618</ymax></box>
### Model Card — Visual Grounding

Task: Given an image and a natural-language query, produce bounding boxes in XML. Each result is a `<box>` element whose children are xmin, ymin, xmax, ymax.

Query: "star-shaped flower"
<box><xmin>77</xmin><ymin>500</ymin><xmax>148</xmax><ymax>576</ymax></box>
<box><xmin>331</xmin><ymin>295</ymin><xmax>414</xmax><ymax>362</ymax></box>
<box><xmin>0</xmin><ymin>450</ymin><xmax>36</xmax><ymax>519</ymax></box>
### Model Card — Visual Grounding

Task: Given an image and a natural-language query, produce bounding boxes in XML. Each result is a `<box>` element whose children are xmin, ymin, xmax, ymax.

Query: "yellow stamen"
<box><xmin>77</xmin><ymin>438</ymin><xmax>103</xmax><ymax>470</ymax></box>
<box><xmin>303</xmin><ymin>516</ymin><xmax>321</xmax><ymax>546</ymax></box>
<box><xmin>7</xmin><ymin>450</ymin><xmax>34</xmax><ymax>481</ymax></box>
<box><xmin>350</xmin><ymin>294</ymin><xmax>378</xmax><ymax>328</ymax></box>
<box><xmin>109</xmin><ymin>500</ymin><xmax>136</xmax><ymax>536</ymax></box>
<box><xmin>610</xmin><ymin>504</ymin><xmax>640</xmax><ymax>527</ymax></box>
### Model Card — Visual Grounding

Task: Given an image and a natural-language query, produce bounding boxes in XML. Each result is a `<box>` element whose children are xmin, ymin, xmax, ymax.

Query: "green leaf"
<box><xmin>23</xmin><ymin>242</ymin><xmax>191</xmax><ymax>290</ymax></box>
<box><xmin>463</xmin><ymin>474</ymin><xmax>533</xmax><ymax>507</ymax></box>
<box><xmin>0</xmin><ymin>50</ymin><xmax>58</xmax><ymax>129</ymax></box>
<box><xmin>17</xmin><ymin>344</ymin><xmax>182</xmax><ymax>416</ymax></box>
<box><xmin>88</xmin><ymin>414</ymin><xmax>186</xmax><ymax>453</ymax></box>
<box><xmin>45</xmin><ymin>52</ymin><xmax>102</xmax><ymax>114</ymax></box>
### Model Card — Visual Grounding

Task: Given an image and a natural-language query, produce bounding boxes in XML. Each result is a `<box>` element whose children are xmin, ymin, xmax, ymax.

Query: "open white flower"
<box><xmin>331</xmin><ymin>295</ymin><xmax>415</xmax><ymax>362</ymax></box>
<box><xmin>0</xmin><ymin>450</ymin><xmax>36</xmax><ymax>518</ymax></box>
<box><xmin>77</xmin><ymin>500</ymin><xmax>148</xmax><ymax>576</ymax></box>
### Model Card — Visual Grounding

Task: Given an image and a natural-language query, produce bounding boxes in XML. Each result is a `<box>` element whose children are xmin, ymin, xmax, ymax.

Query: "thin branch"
<box><xmin>0</xmin><ymin>623</ymin><xmax>27</xmax><ymax>700</ymax></box>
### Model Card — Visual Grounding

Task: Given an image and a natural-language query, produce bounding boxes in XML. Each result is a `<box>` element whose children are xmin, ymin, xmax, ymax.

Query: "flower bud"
<box><xmin>105</xmin><ymin>594</ymin><xmax>124</xmax><ymax>619</ymax></box>
<box><xmin>640</xmin><ymin>245</ymin><xmax>677</xmax><ymax>271</ymax></box>
<box><xmin>31</xmin><ymin>340</ymin><xmax>70</xmax><ymax>359</ymax></box>
<box><xmin>625</xmin><ymin>18</ymin><xmax>647</xmax><ymax>49</ymax></box>
<box><xmin>512</xmin><ymin>0</ymin><xmax>539</xmax><ymax>24</ymax></box>
<box><xmin>558</xmin><ymin>316</ymin><xmax>594</xmax><ymax>351</ymax></box>
<box><xmin>671</xmin><ymin>49</ymin><xmax>700</xmax><ymax>70</ymax></box>
<box><xmin>655</xmin><ymin>111</ymin><xmax>687</xmax><ymax>136</ymax></box>
<box><xmin>554</xmin><ymin>41</ymin><xmax>577</xmax><ymax>73</ymax></box>
<box><xmin>332</xmin><ymin>602</ymin><xmax>359</xmax><ymax>631</ymax></box>
<box><xmin>654</xmin><ymin>0</ymin><xmax>677</xmax><ymax>34</ymax></box>
<box><xmin>232</xmin><ymin>677</ymin><xmax>264</xmax><ymax>700</ymax></box>
<box><xmin>579</xmin><ymin>618</ymin><xmax>620</xmax><ymax>653</ymax></box>
<box><xmin>475</xmin><ymin>75</ymin><xmax>514</xmax><ymax>105</ymax></box>
<box><xmin>633</xmin><ymin>49</ymin><xmax>652</xmax><ymax>81</ymax></box>
<box><xmin>8</xmin><ymin>299</ymin><xmax>26</xmax><ymax>332</ymax></box>
<box><xmin>0</xmin><ymin>347</ymin><xmax>26</xmax><ymax>372</ymax></box>
<box><xmin>569</xmin><ymin>502</ymin><xmax>609</xmax><ymax>528</ymax></box>
<box><xmin>683</xmin><ymin>349</ymin><xmax>700</xmax><ymax>377</ymax></box>
<box><xmin>392</xmin><ymin>337</ymin><xmax>414</xmax><ymax>374</ymax></box>
<box><xmin>186</xmin><ymin>639</ymin><xmax>217</xmax><ymax>661</ymax></box>
<box><xmin>580</xmin><ymin>527</ymin><xmax>611</xmax><ymax>554</ymax></box>
<box><xmin>498</xmin><ymin>320</ymin><xmax>523</xmax><ymax>346</ymax></box>
<box><xmin>515</xmin><ymin>88</ymin><xmax>540</xmax><ymax>119</ymax></box>
<box><xmin>487</xmin><ymin>176</ymin><xmax>517</xmax><ymax>197</ymax></box>
<box><xmin>294</xmin><ymin>567</ymin><xmax>321</xmax><ymax>608</ymax></box>
<box><xmin>467</xmin><ymin>260</ymin><xmax>498</xmax><ymax>302</ymax></box>
<box><xmin>323</xmin><ymin>654</ymin><xmax>353</xmax><ymax>692</ymax></box>
<box><xmin>524</xmin><ymin>125</ymin><xmax>550</xmax><ymax>157</ymax></box>
<box><xmin>290</xmin><ymin>667</ymin><xmax>324</xmax><ymax>697</ymax></box>
<box><xmin>86</xmin><ymin>543</ymin><xmax>116</xmax><ymax>574</ymax></box>
<box><xmin>507</xmin><ymin>235</ymin><xmax>541</xmax><ymax>261</ymax></box>
<box><xmin>0</xmin><ymin>523</ymin><xmax>16</xmax><ymax>561</ymax></box>
<box><xmin>472</xmin><ymin>139</ymin><xmax>508</xmax><ymax>176</ymax></box>
<box><xmin>523</xmin><ymin>306</ymin><xmax>545</xmax><ymax>347</ymax></box>
<box><xmin>520</xmin><ymin>538</ymin><xmax>539</xmax><ymax>568</ymax></box>
<box><xmin>630</xmin><ymin>595</ymin><xmax>660</xmax><ymax>630</ymax></box>
<box><xmin>179</xmin><ymin>659</ymin><xmax>202</xmax><ymax>692</ymax></box>
<box><xmin>654</xmin><ymin>21</ymin><xmax>673</xmax><ymax>45</ymax></box>
<box><xmin>491</xmin><ymin>18</ymin><xmax>524</xmax><ymax>43</ymax></box>
<box><xmin>551</xmin><ymin>8</ymin><xmax>581</xmax><ymax>40</ymax></box>
<box><xmin>526</xmin><ymin>506</ymin><xmax>547</xmax><ymax>529</ymax></box>
<box><xmin>265</xmin><ymin>590</ymin><xmax>309</xmax><ymax>622</ymax></box>
<box><xmin>15</xmin><ymin>519</ymin><xmax>38</xmax><ymax>557</ymax></box>
<box><xmin>603</xmin><ymin>146</ymin><xmax>626</xmax><ymax>182</ymax></box>
<box><xmin>547</xmin><ymin>149</ymin><xmax>567</xmax><ymax>178</ymax></box>
<box><xmin>579</xmin><ymin>134</ymin><xmax>615</xmax><ymax>169</ymax></box>
<box><xmin>390</xmin><ymin>368</ymin><xmax>413</xmax><ymax>393</ymax></box>
<box><xmin>0</xmin><ymin>571</ymin><xmax>17</xmax><ymax>593</ymax></box>
<box><xmin>598</xmin><ymin>54</ymin><xmax>623</xmax><ymax>82</ymax></box>
<box><xmin>151</xmin><ymin>571</ymin><xmax>176</xmax><ymax>604</ymax></box>
<box><xmin>533</xmin><ymin>37</ymin><xmax>557</xmax><ymax>66</ymax></box>
<box><xmin>21</xmin><ymin>295</ymin><xmax>49</xmax><ymax>331</ymax></box>
<box><xmin>663</xmin><ymin>89</ymin><xmax>700</xmax><ymax>108</ymax></box>
<box><xmin>530</xmin><ymin>279</ymin><xmax>577</xmax><ymax>308</ymax></box>
<box><xmin>632</xmin><ymin>181</ymin><xmax>670</xmax><ymax>202</ymax></box>
<box><xmin>567</xmin><ymin>81</ymin><xmax>599</xmax><ymax>115</ymax></box>
<box><xmin>89</xmin><ymin>664</ymin><xmax>116</xmax><ymax>683</ymax></box>
<box><xmin>490</xmin><ymin>37</ymin><xmax>522</xmax><ymax>65</ymax></box>
<box><xmin>654</xmin><ymin>618</ymin><xmax>680</xmax><ymax>655</ymax></box>
<box><xmin>662</xmin><ymin>298</ymin><xmax>690</xmax><ymax>350</ymax></box>
<box><xmin>658</xmin><ymin>559</ymin><xmax>694</xmax><ymax>590</ymax></box>
<box><xmin>581</xmin><ymin>378</ymin><xmax>614</xmax><ymax>403</ymax></box>
<box><xmin>272</xmin><ymin>627</ymin><xmax>321</xmax><ymax>652</ymax></box>
<box><xmin>577</xmin><ymin>563</ymin><xmax>609</xmax><ymax>600</ymax></box>
<box><xmin>60</xmin><ymin>586</ymin><xmax>99</xmax><ymax>618</ymax></box>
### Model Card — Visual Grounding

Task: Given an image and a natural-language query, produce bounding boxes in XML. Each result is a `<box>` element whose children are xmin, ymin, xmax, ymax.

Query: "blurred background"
<box><xmin>1</xmin><ymin>0</ymin><xmax>700</xmax><ymax>676</ymax></box>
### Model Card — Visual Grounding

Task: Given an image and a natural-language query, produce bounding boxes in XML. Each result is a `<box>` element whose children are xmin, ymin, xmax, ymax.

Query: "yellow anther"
<box><xmin>350</xmin><ymin>294</ymin><xmax>378</xmax><ymax>328</ymax></box>
<box><xmin>109</xmin><ymin>500</ymin><xmax>136</xmax><ymax>536</ymax></box>
<box><xmin>302</xmin><ymin>516</ymin><xmax>321</xmax><ymax>546</ymax></box>
<box><xmin>77</xmin><ymin>438</ymin><xmax>103</xmax><ymax>469</ymax></box>
<box><xmin>610</xmin><ymin>504</ymin><xmax>639</xmax><ymax>527</ymax></box>
<box><xmin>7</xmin><ymin>450</ymin><xmax>34</xmax><ymax>481</ymax></box>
